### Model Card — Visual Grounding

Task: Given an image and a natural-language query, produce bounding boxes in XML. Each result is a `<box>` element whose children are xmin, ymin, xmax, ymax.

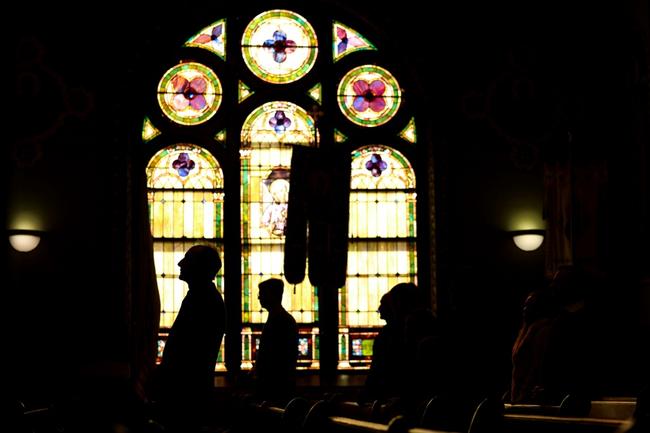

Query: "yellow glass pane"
<box><xmin>151</xmin><ymin>198</ymin><xmax>164</xmax><ymax>238</ymax></box>
<box><xmin>162</xmin><ymin>197</ymin><xmax>174</xmax><ymax>238</ymax></box>
<box><xmin>173</xmin><ymin>191</ymin><xmax>185</xmax><ymax>237</ymax></box>
<box><xmin>184</xmin><ymin>192</ymin><xmax>195</xmax><ymax>238</ymax></box>
<box><xmin>203</xmin><ymin>198</ymin><xmax>215</xmax><ymax>238</ymax></box>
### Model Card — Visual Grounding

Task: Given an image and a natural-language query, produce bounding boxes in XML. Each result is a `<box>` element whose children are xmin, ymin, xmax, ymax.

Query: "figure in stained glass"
<box><xmin>261</xmin><ymin>167</ymin><xmax>290</xmax><ymax>237</ymax></box>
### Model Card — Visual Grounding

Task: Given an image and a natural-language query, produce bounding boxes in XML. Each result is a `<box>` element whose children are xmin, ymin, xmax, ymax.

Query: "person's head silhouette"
<box><xmin>178</xmin><ymin>245</ymin><xmax>222</xmax><ymax>284</ymax></box>
<box><xmin>258</xmin><ymin>278</ymin><xmax>284</xmax><ymax>311</ymax></box>
<box><xmin>378</xmin><ymin>292</ymin><xmax>396</xmax><ymax>324</ymax></box>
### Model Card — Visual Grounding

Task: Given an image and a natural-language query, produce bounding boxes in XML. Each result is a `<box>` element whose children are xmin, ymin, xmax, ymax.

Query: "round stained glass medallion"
<box><xmin>157</xmin><ymin>62</ymin><xmax>222</xmax><ymax>125</ymax></box>
<box><xmin>337</xmin><ymin>65</ymin><xmax>402</xmax><ymax>127</ymax></box>
<box><xmin>241</xmin><ymin>9</ymin><xmax>318</xmax><ymax>84</ymax></box>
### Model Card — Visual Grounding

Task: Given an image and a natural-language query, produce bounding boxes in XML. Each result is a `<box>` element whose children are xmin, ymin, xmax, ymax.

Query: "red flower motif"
<box><xmin>352</xmin><ymin>79</ymin><xmax>386</xmax><ymax>112</ymax></box>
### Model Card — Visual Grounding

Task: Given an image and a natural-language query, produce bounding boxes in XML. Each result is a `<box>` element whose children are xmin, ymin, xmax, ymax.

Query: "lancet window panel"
<box><xmin>338</xmin><ymin>145</ymin><xmax>418</xmax><ymax>368</ymax></box>
<box><xmin>146</xmin><ymin>144</ymin><xmax>226</xmax><ymax>330</ymax></box>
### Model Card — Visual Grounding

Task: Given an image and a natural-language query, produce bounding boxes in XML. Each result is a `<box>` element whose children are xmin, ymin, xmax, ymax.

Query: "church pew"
<box><xmin>588</xmin><ymin>399</ymin><xmax>637</xmax><ymax>420</ymax></box>
<box><xmin>502</xmin><ymin>413</ymin><xmax>632</xmax><ymax>433</ymax></box>
<box><xmin>502</xmin><ymin>395</ymin><xmax>638</xmax><ymax>433</ymax></box>
<box><xmin>503</xmin><ymin>394</ymin><xmax>592</xmax><ymax>417</ymax></box>
<box><xmin>239</xmin><ymin>397</ymin><xmax>465</xmax><ymax>433</ymax></box>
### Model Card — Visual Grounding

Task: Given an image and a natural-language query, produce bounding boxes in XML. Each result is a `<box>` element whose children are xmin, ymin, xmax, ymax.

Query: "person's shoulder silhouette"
<box><xmin>154</xmin><ymin>245</ymin><xmax>226</xmax><ymax>428</ymax></box>
<box><xmin>254</xmin><ymin>278</ymin><xmax>298</xmax><ymax>402</ymax></box>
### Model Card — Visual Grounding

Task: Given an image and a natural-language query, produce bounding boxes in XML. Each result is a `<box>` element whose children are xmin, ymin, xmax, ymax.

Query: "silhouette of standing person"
<box><xmin>253</xmin><ymin>278</ymin><xmax>298</xmax><ymax>404</ymax></box>
<box><xmin>153</xmin><ymin>245</ymin><xmax>226</xmax><ymax>431</ymax></box>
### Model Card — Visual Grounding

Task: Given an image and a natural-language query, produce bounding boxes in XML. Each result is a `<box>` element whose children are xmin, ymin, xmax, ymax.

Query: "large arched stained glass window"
<box><xmin>240</xmin><ymin>101</ymin><xmax>320</xmax><ymax>369</ymax></box>
<box><xmin>141</xmin><ymin>6</ymin><xmax>429</xmax><ymax>374</ymax></box>
<box><xmin>146</xmin><ymin>144</ymin><xmax>226</xmax><ymax>369</ymax></box>
<box><xmin>339</xmin><ymin>145</ymin><xmax>417</xmax><ymax>367</ymax></box>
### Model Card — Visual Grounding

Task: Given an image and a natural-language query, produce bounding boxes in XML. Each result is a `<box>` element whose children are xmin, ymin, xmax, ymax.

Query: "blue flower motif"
<box><xmin>172</xmin><ymin>152</ymin><xmax>196</xmax><ymax>177</ymax></box>
<box><xmin>263</xmin><ymin>30</ymin><xmax>297</xmax><ymax>63</ymax></box>
<box><xmin>365</xmin><ymin>153</ymin><xmax>388</xmax><ymax>177</ymax></box>
<box><xmin>268</xmin><ymin>110</ymin><xmax>292</xmax><ymax>134</ymax></box>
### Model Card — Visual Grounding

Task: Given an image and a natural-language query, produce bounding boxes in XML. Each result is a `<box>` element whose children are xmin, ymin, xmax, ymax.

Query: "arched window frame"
<box><xmin>139</xmin><ymin>5</ymin><xmax>432</xmax><ymax>374</ymax></box>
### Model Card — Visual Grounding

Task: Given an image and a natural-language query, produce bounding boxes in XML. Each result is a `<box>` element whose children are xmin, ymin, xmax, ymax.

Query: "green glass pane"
<box><xmin>157</xmin><ymin>62</ymin><xmax>223</xmax><ymax>125</ymax></box>
<box><xmin>334</xmin><ymin>128</ymin><xmax>348</xmax><ymax>143</ymax></box>
<box><xmin>307</xmin><ymin>83</ymin><xmax>322</xmax><ymax>104</ymax></box>
<box><xmin>142</xmin><ymin>117</ymin><xmax>161</xmax><ymax>142</ymax></box>
<box><xmin>214</xmin><ymin>129</ymin><xmax>226</xmax><ymax>142</ymax></box>
<box><xmin>337</xmin><ymin>65</ymin><xmax>402</xmax><ymax>127</ymax></box>
<box><xmin>241</xmin><ymin>9</ymin><xmax>318</xmax><ymax>84</ymax></box>
<box><xmin>399</xmin><ymin>117</ymin><xmax>417</xmax><ymax>143</ymax></box>
<box><xmin>238</xmin><ymin>80</ymin><xmax>254</xmax><ymax>103</ymax></box>
<box><xmin>184</xmin><ymin>19</ymin><xmax>226</xmax><ymax>60</ymax></box>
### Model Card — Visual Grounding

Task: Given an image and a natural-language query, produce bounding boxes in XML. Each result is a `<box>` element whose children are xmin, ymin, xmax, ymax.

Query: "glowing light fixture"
<box><xmin>8</xmin><ymin>229</ymin><xmax>42</xmax><ymax>252</ymax></box>
<box><xmin>512</xmin><ymin>229</ymin><xmax>545</xmax><ymax>251</ymax></box>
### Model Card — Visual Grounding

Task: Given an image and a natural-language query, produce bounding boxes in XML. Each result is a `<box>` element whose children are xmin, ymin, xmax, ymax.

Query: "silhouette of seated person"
<box><xmin>152</xmin><ymin>245</ymin><xmax>226</xmax><ymax>430</ymax></box>
<box><xmin>510</xmin><ymin>287</ymin><xmax>560</xmax><ymax>403</ymax></box>
<box><xmin>359</xmin><ymin>282</ymin><xmax>421</xmax><ymax>407</ymax></box>
<box><xmin>252</xmin><ymin>278</ymin><xmax>298</xmax><ymax>404</ymax></box>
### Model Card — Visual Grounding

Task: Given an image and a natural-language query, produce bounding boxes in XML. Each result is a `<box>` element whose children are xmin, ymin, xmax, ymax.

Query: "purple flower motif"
<box><xmin>352</xmin><ymin>79</ymin><xmax>386</xmax><ymax>113</ymax></box>
<box><xmin>336</xmin><ymin>27</ymin><xmax>365</xmax><ymax>55</ymax></box>
<box><xmin>171</xmin><ymin>75</ymin><xmax>208</xmax><ymax>111</ymax></box>
<box><xmin>268</xmin><ymin>110</ymin><xmax>292</xmax><ymax>134</ymax></box>
<box><xmin>172</xmin><ymin>152</ymin><xmax>196</xmax><ymax>177</ymax></box>
<box><xmin>365</xmin><ymin>153</ymin><xmax>388</xmax><ymax>177</ymax></box>
<box><xmin>263</xmin><ymin>30</ymin><xmax>297</xmax><ymax>63</ymax></box>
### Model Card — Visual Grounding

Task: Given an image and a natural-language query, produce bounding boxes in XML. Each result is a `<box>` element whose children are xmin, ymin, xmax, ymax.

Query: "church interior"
<box><xmin>7</xmin><ymin>0</ymin><xmax>649</xmax><ymax>432</ymax></box>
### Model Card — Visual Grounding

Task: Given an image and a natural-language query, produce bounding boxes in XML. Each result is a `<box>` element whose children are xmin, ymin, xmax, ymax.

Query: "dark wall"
<box><xmin>7</xmin><ymin>0</ymin><xmax>649</xmax><ymax>400</ymax></box>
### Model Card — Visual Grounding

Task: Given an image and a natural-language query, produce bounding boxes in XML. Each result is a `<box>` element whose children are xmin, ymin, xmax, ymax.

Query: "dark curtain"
<box><xmin>284</xmin><ymin>145</ymin><xmax>351</xmax><ymax>289</ymax></box>
<box><xmin>126</xmin><ymin>155</ymin><xmax>160</xmax><ymax>402</ymax></box>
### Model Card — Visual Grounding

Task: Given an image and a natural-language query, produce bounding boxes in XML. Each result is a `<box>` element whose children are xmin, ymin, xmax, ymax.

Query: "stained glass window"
<box><xmin>146</xmin><ymin>144</ymin><xmax>226</xmax><ymax>369</ymax></box>
<box><xmin>241</xmin><ymin>9</ymin><xmax>318</xmax><ymax>84</ymax></box>
<box><xmin>339</xmin><ymin>145</ymin><xmax>417</xmax><ymax>368</ymax></box>
<box><xmin>240</xmin><ymin>101</ymin><xmax>319</xmax><ymax>369</ymax></box>
<box><xmin>144</xmin><ymin>8</ymin><xmax>426</xmax><ymax>373</ymax></box>
<box><xmin>337</xmin><ymin>65</ymin><xmax>402</xmax><ymax>127</ymax></box>
<box><xmin>157</xmin><ymin>62</ymin><xmax>223</xmax><ymax>126</ymax></box>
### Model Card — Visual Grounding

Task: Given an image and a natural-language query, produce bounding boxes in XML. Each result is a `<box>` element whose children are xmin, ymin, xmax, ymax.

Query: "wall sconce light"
<box><xmin>512</xmin><ymin>229</ymin><xmax>545</xmax><ymax>251</ymax></box>
<box><xmin>8</xmin><ymin>229</ymin><xmax>43</xmax><ymax>252</ymax></box>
